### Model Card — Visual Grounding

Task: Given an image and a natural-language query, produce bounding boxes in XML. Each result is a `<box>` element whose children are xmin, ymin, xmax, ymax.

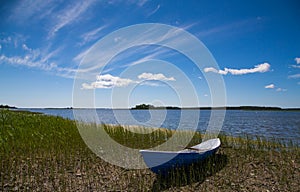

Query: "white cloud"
<box><xmin>203</xmin><ymin>67</ymin><xmax>218</xmax><ymax>73</ymax></box>
<box><xmin>82</xmin><ymin>74</ymin><xmax>136</xmax><ymax>89</ymax></box>
<box><xmin>217</xmin><ymin>69</ymin><xmax>229</xmax><ymax>75</ymax></box>
<box><xmin>264</xmin><ymin>84</ymin><xmax>287</xmax><ymax>92</ymax></box>
<box><xmin>265</xmin><ymin>84</ymin><xmax>275</xmax><ymax>89</ymax></box>
<box><xmin>204</xmin><ymin>63</ymin><xmax>271</xmax><ymax>75</ymax></box>
<box><xmin>138</xmin><ymin>73</ymin><xmax>175</xmax><ymax>81</ymax></box>
<box><xmin>81</xmin><ymin>73</ymin><xmax>176</xmax><ymax>89</ymax></box>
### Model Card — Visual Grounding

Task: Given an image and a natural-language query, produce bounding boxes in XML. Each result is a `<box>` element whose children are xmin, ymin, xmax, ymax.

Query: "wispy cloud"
<box><xmin>138</xmin><ymin>72</ymin><xmax>175</xmax><ymax>81</ymax></box>
<box><xmin>276</xmin><ymin>88</ymin><xmax>287</xmax><ymax>92</ymax></box>
<box><xmin>290</xmin><ymin>57</ymin><xmax>300</xmax><ymax>68</ymax></box>
<box><xmin>9</xmin><ymin>0</ymin><xmax>97</xmax><ymax>39</ymax></box>
<box><xmin>0</xmin><ymin>34</ymin><xmax>27</xmax><ymax>48</ymax></box>
<box><xmin>73</xmin><ymin>47</ymin><xmax>91</xmax><ymax>63</ymax></box>
<box><xmin>9</xmin><ymin>0</ymin><xmax>57</xmax><ymax>24</ymax></box>
<box><xmin>137</xmin><ymin>0</ymin><xmax>148</xmax><ymax>7</ymax></box>
<box><xmin>79</xmin><ymin>25</ymin><xmax>107</xmax><ymax>46</ymax></box>
<box><xmin>0</xmin><ymin>36</ymin><xmax>13</xmax><ymax>45</ymax></box>
<box><xmin>139</xmin><ymin>81</ymin><xmax>164</xmax><ymax>87</ymax></box>
<box><xmin>265</xmin><ymin>84</ymin><xmax>275</xmax><ymax>89</ymax></box>
<box><xmin>196</xmin><ymin>18</ymin><xmax>259</xmax><ymax>39</ymax></box>
<box><xmin>0</xmin><ymin>39</ymin><xmax>78</xmax><ymax>78</ymax></box>
<box><xmin>101</xmin><ymin>45</ymin><xmax>179</xmax><ymax>73</ymax></box>
<box><xmin>147</xmin><ymin>4</ymin><xmax>160</xmax><ymax>17</ymax></box>
<box><xmin>74</xmin><ymin>23</ymin><xmax>217</xmax><ymax>75</ymax></box>
<box><xmin>291</xmin><ymin>65</ymin><xmax>300</xmax><ymax>69</ymax></box>
<box><xmin>48</xmin><ymin>0</ymin><xmax>96</xmax><ymax>38</ymax></box>
<box><xmin>40</xmin><ymin>45</ymin><xmax>64</xmax><ymax>63</ymax></box>
<box><xmin>0</xmin><ymin>54</ymin><xmax>56</xmax><ymax>71</ymax></box>
<box><xmin>22</xmin><ymin>44</ymin><xmax>32</xmax><ymax>51</ymax></box>
<box><xmin>288</xmin><ymin>57</ymin><xmax>300</xmax><ymax>79</ymax></box>
<box><xmin>288</xmin><ymin>74</ymin><xmax>300</xmax><ymax>79</ymax></box>
<box><xmin>204</xmin><ymin>63</ymin><xmax>271</xmax><ymax>75</ymax></box>
<box><xmin>0</xmin><ymin>52</ymin><xmax>79</xmax><ymax>78</ymax></box>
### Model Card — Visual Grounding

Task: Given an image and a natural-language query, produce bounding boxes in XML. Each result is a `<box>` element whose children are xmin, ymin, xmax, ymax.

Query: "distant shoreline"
<box><xmin>2</xmin><ymin>105</ymin><xmax>300</xmax><ymax>111</ymax></box>
<box><xmin>130</xmin><ymin>103</ymin><xmax>300</xmax><ymax>111</ymax></box>
<box><xmin>131</xmin><ymin>106</ymin><xmax>300</xmax><ymax>111</ymax></box>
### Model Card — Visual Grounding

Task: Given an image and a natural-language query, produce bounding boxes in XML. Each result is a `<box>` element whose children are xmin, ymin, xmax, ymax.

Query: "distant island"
<box><xmin>131</xmin><ymin>104</ymin><xmax>300</xmax><ymax>111</ymax></box>
<box><xmin>131</xmin><ymin>104</ymin><xmax>180</xmax><ymax>110</ymax></box>
<box><xmin>0</xmin><ymin>104</ymin><xmax>17</xmax><ymax>109</ymax></box>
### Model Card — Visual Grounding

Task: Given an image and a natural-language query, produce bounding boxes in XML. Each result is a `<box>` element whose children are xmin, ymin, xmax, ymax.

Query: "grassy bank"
<box><xmin>0</xmin><ymin>109</ymin><xmax>299</xmax><ymax>191</ymax></box>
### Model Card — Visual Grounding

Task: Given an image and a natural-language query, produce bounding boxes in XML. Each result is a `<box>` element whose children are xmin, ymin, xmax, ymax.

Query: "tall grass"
<box><xmin>101</xmin><ymin>124</ymin><xmax>202</xmax><ymax>149</ymax></box>
<box><xmin>0</xmin><ymin>109</ymin><xmax>299</xmax><ymax>191</ymax></box>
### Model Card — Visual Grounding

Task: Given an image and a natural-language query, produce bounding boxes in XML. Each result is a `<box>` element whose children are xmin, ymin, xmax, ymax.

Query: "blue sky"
<box><xmin>0</xmin><ymin>0</ymin><xmax>300</xmax><ymax>108</ymax></box>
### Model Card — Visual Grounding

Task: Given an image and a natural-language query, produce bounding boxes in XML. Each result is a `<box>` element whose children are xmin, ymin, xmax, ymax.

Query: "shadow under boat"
<box><xmin>151</xmin><ymin>153</ymin><xmax>228</xmax><ymax>191</ymax></box>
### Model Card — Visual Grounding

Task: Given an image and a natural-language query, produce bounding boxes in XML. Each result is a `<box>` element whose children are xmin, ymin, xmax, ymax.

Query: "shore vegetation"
<box><xmin>0</xmin><ymin>109</ymin><xmax>299</xmax><ymax>191</ymax></box>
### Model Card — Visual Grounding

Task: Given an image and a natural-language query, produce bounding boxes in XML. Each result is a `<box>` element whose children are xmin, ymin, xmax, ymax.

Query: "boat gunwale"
<box><xmin>139</xmin><ymin>138</ymin><xmax>221</xmax><ymax>154</ymax></box>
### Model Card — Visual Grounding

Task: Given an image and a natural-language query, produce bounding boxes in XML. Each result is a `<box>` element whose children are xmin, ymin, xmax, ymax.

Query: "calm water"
<box><xmin>26</xmin><ymin>108</ymin><xmax>300</xmax><ymax>144</ymax></box>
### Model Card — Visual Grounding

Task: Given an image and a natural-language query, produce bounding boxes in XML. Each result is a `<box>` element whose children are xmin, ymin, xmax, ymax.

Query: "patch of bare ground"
<box><xmin>2</xmin><ymin>147</ymin><xmax>298</xmax><ymax>191</ymax></box>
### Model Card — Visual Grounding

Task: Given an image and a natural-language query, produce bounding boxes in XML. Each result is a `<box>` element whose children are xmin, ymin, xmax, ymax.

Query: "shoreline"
<box><xmin>53</xmin><ymin>107</ymin><xmax>300</xmax><ymax>111</ymax></box>
<box><xmin>2</xmin><ymin>104</ymin><xmax>300</xmax><ymax>111</ymax></box>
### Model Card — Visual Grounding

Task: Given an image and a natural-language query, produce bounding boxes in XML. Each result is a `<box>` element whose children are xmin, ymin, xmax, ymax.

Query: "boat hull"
<box><xmin>140</xmin><ymin>138</ymin><xmax>221</xmax><ymax>174</ymax></box>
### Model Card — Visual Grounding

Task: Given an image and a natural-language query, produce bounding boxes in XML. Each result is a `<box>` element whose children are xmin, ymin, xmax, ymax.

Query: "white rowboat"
<box><xmin>139</xmin><ymin>138</ymin><xmax>221</xmax><ymax>174</ymax></box>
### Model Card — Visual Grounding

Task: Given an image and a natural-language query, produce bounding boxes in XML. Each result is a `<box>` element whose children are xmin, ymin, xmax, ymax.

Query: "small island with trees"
<box><xmin>0</xmin><ymin>104</ymin><xmax>17</xmax><ymax>109</ymax></box>
<box><xmin>131</xmin><ymin>104</ymin><xmax>180</xmax><ymax>110</ymax></box>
